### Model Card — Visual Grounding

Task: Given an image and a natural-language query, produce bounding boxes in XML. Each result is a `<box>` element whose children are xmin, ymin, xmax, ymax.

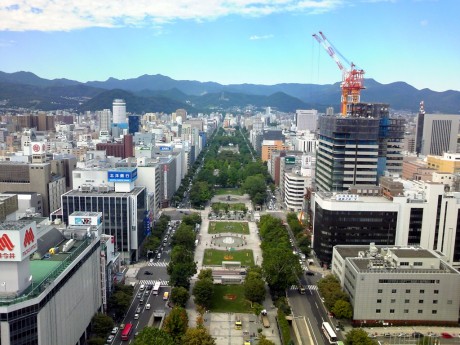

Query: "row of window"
<box><xmin>378</xmin><ymin>279</ymin><xmax>440</xmax><ymax>284</ymax></box>
<box><xmin>377</xmin><ymin>299</ymin><xmax>438</xmax><ymax>304</ymax></box>
<box><xmin>378</xmin><ymin>289</ymin><xmax>439</xmax><ymax>294</ymax></box>
<box><xmin>376</xmin><ymin>309</ymin><xmax>438</xmax><ymax>315</ymax></box>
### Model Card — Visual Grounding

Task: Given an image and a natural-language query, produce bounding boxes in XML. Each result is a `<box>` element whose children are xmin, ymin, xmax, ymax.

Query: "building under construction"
<box><xmin>315</xmin><ymin>103</ymin><xmax>405</xmax><ymax>192</ymax></box>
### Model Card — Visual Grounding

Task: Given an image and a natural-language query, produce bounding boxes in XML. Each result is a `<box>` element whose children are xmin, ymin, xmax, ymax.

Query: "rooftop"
<box><xmin>391</xmin><ymin>248</ymin><xmax>437</xmax><ymax>259</ymax></box>
<box><xmin>0</xmin><ymin>236</ymin><xmax>97</xmax><ymax>307</ymax></box>
<box><xmin>0</xmin><ymin>220</ymin><xmax>32</xmax><ymax>231</ymax></box>
<box><xmin>65</xmin><ymin>186</ymin><xmax>145</xmax><ymax>197</ymax></box>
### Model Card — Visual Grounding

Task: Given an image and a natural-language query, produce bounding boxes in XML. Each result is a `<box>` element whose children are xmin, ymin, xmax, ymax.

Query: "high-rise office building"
<box><xmin>417</xmin><ymin>113</ymin><xmax>460</xmax><ymax>156</ymax></box>
<box><xmin>112</xmin><ymin>99</ymin><xmax>127</xmax><ymax>124</ymax></box>
<box><xmin>98</xmin><ymin>109</ymin><xmax>112</xmax><ymax>132</ymax></box>
<box><xmin>295</xmin><ymin>109</ymin><xmax>318</xmax><ymax>132</ymax></box>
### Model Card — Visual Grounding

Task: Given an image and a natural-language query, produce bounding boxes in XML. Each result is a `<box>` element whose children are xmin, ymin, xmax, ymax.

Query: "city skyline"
<box><xmin>1</xmin><ymin>0</ymin><xmax>459</xmax><ymax>92</ymax></box>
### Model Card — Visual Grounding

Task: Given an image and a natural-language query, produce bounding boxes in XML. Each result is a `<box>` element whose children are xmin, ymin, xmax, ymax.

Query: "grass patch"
<box><xmin>208</xmin><ymin>221</ymin><xmax>249</xmax><ymax>234</ymax></box>
<box><xmin>203</xmin><ymin>249</ymin><xmax>254</xmax><ymax>266</ymax></box>
<box><xmin>210</xmin><ymin>285</ymin><xmax>252</xmax><ymax>313</ymax></box>
<box><xmin>215</xmin><ymin>188</ymin><xmax>244</xmax><ymax>196</ymax></box>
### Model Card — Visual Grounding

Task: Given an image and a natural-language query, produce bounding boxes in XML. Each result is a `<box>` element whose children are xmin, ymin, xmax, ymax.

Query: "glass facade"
<box><xmin>313</xmin><ymin>204</ymin><xmax>397</xmax><ymax>265</ymax></box>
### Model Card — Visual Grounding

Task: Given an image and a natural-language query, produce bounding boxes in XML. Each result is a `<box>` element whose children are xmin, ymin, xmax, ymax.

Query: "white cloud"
<box><xmin>249</xmin><ymin>34</ymin><xmax>274</xmax><ymax>40</ymax></box>
<box><xmin>0</xmin><ymin>0</ymin><xmax>344</xmax><ymax>31</ymax></box>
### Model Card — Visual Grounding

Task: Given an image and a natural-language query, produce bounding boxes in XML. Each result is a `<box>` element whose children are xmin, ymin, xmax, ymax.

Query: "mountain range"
<box><xmin>0</xmin><ymin>71</ymin><xmax>459</xmax><ymax>114</ymax></box>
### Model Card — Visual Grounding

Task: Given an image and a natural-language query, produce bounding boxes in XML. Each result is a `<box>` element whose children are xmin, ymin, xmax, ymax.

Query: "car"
<box><xmin>111</xmin><ymin>327</ymin><xmax>119</xmax><ymax>335</ymax></box>
<box><xmin>134</xmin><ymin>331</ymin><xmax>139</xmax><ymax>338</ymax></box>
<box><xmin>154</xmin><ymin>249</ymin><xmax>159</xmax><ymax>254</ymax></box>
<box><xmin>147</xmin><ymin>284</ymin><xmax>153</xmax><ymax>290</ymax></box>
<box><xmin>383</xmin><ymin>333</ymin><xmax>392</xmax><ymax>338</ymax></box>
<box><xmin>306</xmin><ymin>271</ymin><xmax>315</xmax><ymax>276</ymax></box>
<box><xmin>146</xmin><ymin>303</ymin><xmax>151</xmax><ymax>310</ymax></box>
<box><xmin>145</xmin><ymin>271</ymin><xmax>153</xmax><ymax>275</ymax></box>
<box><xmin>412</xmin><ymin>332</ymin><xmax>424</xmax><ymax>339</ymax></box>
<box><xmin>137</xmin><ymin>293</ymin><xmax>142</xmax><ymax>299</ymax></box>
<box><xmin>157</xmin><ymin>253</ymin><xmax>161</xmax><ymax>259</ymax></box>
<box><xmin>106</xmin><ymin>335</ymin><xmax>115</xmax><ymax>343</ymax></box>
<box><xmin>441</xmin><ymin>333</ymin><xmax>453</xmax><ymax>339</ymax></box>
<box><xmin>134</xmin><ymin>313</ymin><xmax>139</xmax><ymax>320</ymax></box>
<box><xmin>136</xmin><ymin>307</ymin><xmax>141</xmax><ymax>313</ymax></box>
<box><xmin>120</xmin><ymin>323</ymin><xmax>125</xmax><ymax>330</ymax></box>
<box><xmin>139</xmin><ymin>298</ymin><xmax>144</xmax><ymax>305</ymax></box>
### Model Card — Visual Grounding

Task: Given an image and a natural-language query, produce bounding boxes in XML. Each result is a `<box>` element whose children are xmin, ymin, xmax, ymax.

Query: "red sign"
<box><xmin>24</xmin><ymin>228</ymin><xmax>35</xmax><ymax>248</ymax></box>
<box><xmin>0</xmin><ymin>234</ymin><xmax>14</xmax><ymax>251</ymax></box>
<box><xmin>32</xmin><ymin>144</ymin><xmax>40</xmax><ymax>152</ymax></box>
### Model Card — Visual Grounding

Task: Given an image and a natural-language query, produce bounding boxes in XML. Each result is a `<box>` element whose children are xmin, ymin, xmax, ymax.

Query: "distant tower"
<box><xmin>113</xmin><ymin>99</ymin><xmax>127</xmax><ymax>124</ymax></box>
<box><xmin>415</xmin><ymin>101</ymin><xmax>425</xmax><ymax>155</ymax></box>
<box><xmin>326</xmin><ymin>107</ymin><xmax>334</xmax><ymax>116</ymax></box>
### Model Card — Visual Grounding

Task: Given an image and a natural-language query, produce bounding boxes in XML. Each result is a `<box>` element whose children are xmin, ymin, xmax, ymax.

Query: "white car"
<box><xmin>134</xmin><ymin>313</ymin><xmax>139</xmax><ymax>320</ymax></box>
<box><xmin>106</xmin><ymin>335</ymin><xmax>115</xmax><ymax>343</ymax></box>
<box><xmin>111</xmin><ymin>327</ymin><xmax>119</xmax><ymax>335</ymax></box>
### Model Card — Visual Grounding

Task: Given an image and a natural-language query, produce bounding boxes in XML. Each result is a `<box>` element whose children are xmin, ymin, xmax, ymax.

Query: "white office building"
<box><xmin>112</xmin><ymin>99</ymin><xmax>127</xmax><ymax>124</ymax></box>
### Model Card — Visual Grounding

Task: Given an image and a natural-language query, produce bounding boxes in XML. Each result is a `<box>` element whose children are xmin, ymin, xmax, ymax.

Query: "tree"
<box><xmin>133</xmin><ymin>327</ymin><xmax>175</xmax><ymax>345</ymax></box>
<box><xmin>198</xmin><ymin>268</ymin><xmax>213</xmax><ymax>280</ymax></box>
<box><xmin>87</xmin><ymin>337</ymin><xmax>106</xmax><ymax>345</ymax></box>
<box><xmin>182</xmin><ymin>213</ymin><xmax>202</xmax><ymax>227</ymax></box>
<box><xmin>171</xmin><ymin>225</ymin><xmax>196</xmax><ymax>251</ymax></box>
<box><xmin>107</xmin><ymin>284</ymin><xmax>133</xmax><ymax>320</ymax></box>
<box><xmin>244</xmin><ymin>271</ymin><xmax>266</xmax><ymax>304</ymax></box>
<box><xmin>345</xmin><ymin>328</ymin><xmax>377</xmax><ymax>345</ymax></box>
<box><xmin>262</xmin><ymin>246</ymin><xmax>301</xmax><ymax>292</ymax></box>
<box><xmin>171</xmin><ymin>286</ymin><xmax>190</xmax><ymax>307</ymax></box>
<box><xmin>332</xmin><ymin>299</ymin><xmax>353</xmax><ymax>319</ymax></box>
<box><xmin>91</xmin><ymin>313</ymin><xmax>114</xmax><ymax>338</ymax></box>
<box><xmin>182</xmin><ymin>327</ymin><xmax>216</xmax><ymax>345</ymax></box>
<box><xmin>258</xmin><ymin>334</ymin><xmax>276</xmax><ymax>345</ymax></box>
<box><xmin>168</xmin><ymin>261</ymin><xmax>197</xmax><ymax>289</ymax></box>
<box><xmin>192</xmin><ymin>278</ymin><xmax>214</xmax><ymax>309</ymax></box>
<box><xmin>241</xmin><ymin>174</ymin><xmax>267</xmax><ymax>204</ymax></box>
<box><xmin>163</xmin><ymin>307</ymin><xmax>189</xmax><ymax>342</ymax></box>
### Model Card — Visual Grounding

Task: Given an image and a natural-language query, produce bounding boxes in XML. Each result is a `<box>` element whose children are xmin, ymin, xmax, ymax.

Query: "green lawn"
<box><xmin>208</xmin><ymin>221</ymin><xmax>250</xmax><ymax>234</ymax></box>
<box><xmin>215</xmin><ymin>188</ymin><xmax>244</xmax><ymax>195</ymax></box>
<box><xmin>210</xmin><ymin>285</ymin><xmax>252</xmax><ymax>313</ymax></box>
<box><xmin>203</xmin><ymin>249</ymin><xmax>254</xmax><ymax>266</ymax></box>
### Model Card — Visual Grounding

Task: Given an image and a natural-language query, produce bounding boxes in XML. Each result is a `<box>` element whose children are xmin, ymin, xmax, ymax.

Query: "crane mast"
<box><xmin>312</xmin><ymin>31</ymin><xmax>365</xmax><ymax>116</ymax></box>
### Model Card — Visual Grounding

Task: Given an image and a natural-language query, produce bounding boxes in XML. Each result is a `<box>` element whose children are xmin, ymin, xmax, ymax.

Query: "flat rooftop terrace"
<box><xmin>0</xmin><ymin>237</ymin><xmax>95</xmax><ymax>306</ymax></box>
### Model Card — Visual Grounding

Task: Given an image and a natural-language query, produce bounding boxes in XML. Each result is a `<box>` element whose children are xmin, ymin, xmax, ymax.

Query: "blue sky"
<box><xmin>1</xmin><ymin>0</ymin><xmax>459</xmax><ymax>92</ymax></box>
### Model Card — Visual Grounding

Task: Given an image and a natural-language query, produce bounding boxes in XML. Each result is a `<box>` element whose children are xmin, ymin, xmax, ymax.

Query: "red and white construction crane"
<box><xmin>312</xmin><ymin>31</ymin><xmax>365</xmax><ymax>116</ymax></box>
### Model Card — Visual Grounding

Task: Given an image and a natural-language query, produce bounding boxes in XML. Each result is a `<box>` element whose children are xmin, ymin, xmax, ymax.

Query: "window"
<box><xmin>378</xmin><ymin>289</ymin><xmax>383</xmax><ymax>293</ymax></box>
<box><xmin>405</xmin><ymin>299</ymin><xmax>410</xmax><ymax>303</ymax></box>
<box><xmin>432</xmin><ymin>310</ymin><xmax>437</xmax><ymax>314</ymax></box>
<box><xmin>414</xmin><ymin>262</ymin><xmax>423</xmax><ymax>266</ymax></box>
<box><xmin>447</xmin><ymin>300</ymin><xmax>452</xmax><ymax>304</ymax></box>
<box><xmin>418</xmin><ymin>310</ymin><xmax>423</xmax><ymax>314</ymax></box>
<box><xmin>400</xmin><ymin>262</ymin><xmax>409</xmax><ymax>266</ymax></box>
<box><xmin>391</xmin><ymin>289</ymin><xmax>397</xmax><ymax>293</ymax></box>
<box><xmin>404</xmin><ymin>309</ymin><xmax>409</xmax><ymax>314</ymax></box>
<box><xmin>405</xmin><ymin>289</ymin><xmax>410</xmax><ymax>293</ymax></box>
<box><xmin>433</xmin><ymin>300</ymin><xmax>438</xmax><ymax>304</ymax></box>
<box><xmin>419</xmin><ymin>300</ymin><xmax>424</xmax><ymax>304</ymax></box>
<box><xmin>434</xmin><ymin>290</ymin><xmax>439</xmax><ymax>294</ymax></box>
<box><xmin>391</xmin><ymin>299</ymin><xmax>396</xmax><ymax>303</ymax></box>
<box><xmin>420</xmin><ymin>289</ymin><xmax>425</xmax><ymax>294</ymax></box>
<box><xmin>377</xmin><ymin>299</ymin><xmax>382</xmax><ymax>303</ymax></box>
<box><xmin>390</xmin><ymin>309</ymin><xmax>395</xmax><ymax>314</ymax></box>
<box><xmin>376</xmin><ymin>309</ymin><xmax>381</xmax><ymax>313</ymax></box>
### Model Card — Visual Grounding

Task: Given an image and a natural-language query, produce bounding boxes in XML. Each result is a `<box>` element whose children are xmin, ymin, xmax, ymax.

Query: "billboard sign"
<box><xmin>108</xmin><ymin>168</ymin><xmax>138</xmax><ymax>183</ymax></box>
<box><xmin>70</xmin><ymin>215</ymin><xmax>102</xmax><ymax>226</ymax></box>
<box><xmin>0</xmin><ymin>222</ymin><xmax>37</xmax><ymax>261</ymax></box>
<box><xmin>31</xmin><ymin>142</ymin><xmax>46</xmax><ymax>154</ymax></box>
<box><xmin>285</xmin><ymin>156</ymin><xmax>296</xmax><ymax>164</ymax></box>
<box><xmin>159</xmin><ymin>146</ymin><xmax>172</xmax><ymax>151</ymax></box>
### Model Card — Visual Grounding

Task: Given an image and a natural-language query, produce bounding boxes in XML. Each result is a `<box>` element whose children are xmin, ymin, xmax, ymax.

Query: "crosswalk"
<box><xmin>139</xmin><ymin>279</ymin><xmax>169</xmax><ymax>286</ymax></box>
<box><xmin>290</xmin><ymin>285</ymin><xmax>318</xmax><ymax>291</ymax></box>
<box><xmin>147</xmin><ymin>261</ymin><xmax>169</xmax><ymax>267</ymax></box>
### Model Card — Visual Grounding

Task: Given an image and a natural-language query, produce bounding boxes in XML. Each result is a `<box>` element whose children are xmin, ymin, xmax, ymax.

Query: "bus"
<box><xmin>322</xmin><ymin>322</ymin><xmax>338</xmax><ymax>344</ymax></box>
<box><xmin>152</xmin><ymin>282</ymin><xmax>161</xmax><ymax>295</ymax></box>
<box><xmin>121</xmin><ymin>323</ymin><xmax>133</xmax><ymax>341</ymax></box>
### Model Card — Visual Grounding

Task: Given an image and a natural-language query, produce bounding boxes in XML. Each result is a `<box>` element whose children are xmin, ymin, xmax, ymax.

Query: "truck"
<box><xmin>261</xmin><ymin>310</ymin><xmax>270</xmax><ymax>328</ymax></box>
<box><xmin>298</xmin><ymin>284</ymin><xmax>306</xmax><ymax>294</ymax></box>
